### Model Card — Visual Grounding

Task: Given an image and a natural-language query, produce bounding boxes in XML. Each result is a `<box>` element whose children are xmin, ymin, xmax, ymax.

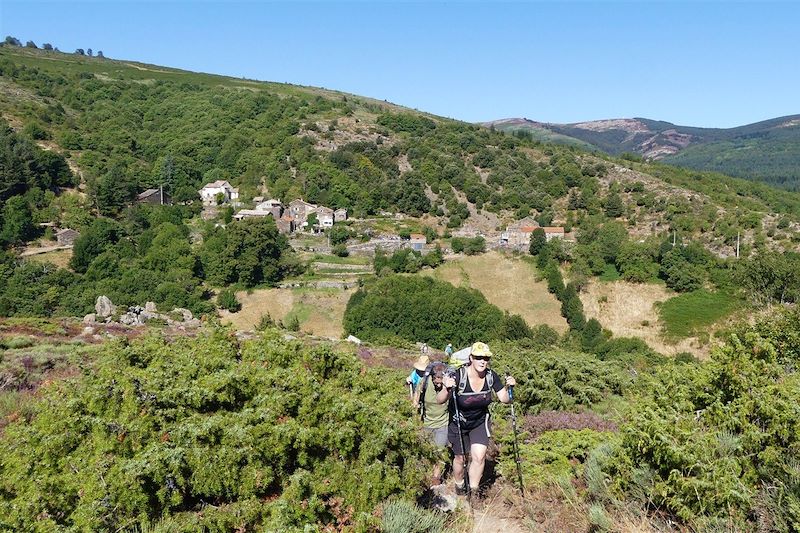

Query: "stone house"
<box><xmin>199</xmin><ymin>180</ymin><xmax>239</xmax><ymax>206</ymax></box>
<box><xmin>276</xmin><ymin>215</ymin><xmax>294</xmax><ymax>234</ymax></box>
<box><xmin>136</xmin><ymin>187</ymin><xmax>172</xmax><ymax>205</ymax></box>
<box><xmin>334</xmin><ymin>208</ymin><xmax>348</xmax><ymax>223</ymax></box>
<box><xmin>55</xmin><ymin>228</ymin><xmax>79</xmax><ymax>246</ymax></box>
<box><xmin>408</xmin><ymin>233</ymin><xmax>427</xmax><ymax>251</ymax></box>
<box><xmin>254</xmin><ymin>199</ymin><xmax>283</xmax><ymax>219</ymax></box>
<box><xmin>288</xmin><ymin>199</ymin><xmax>317</xmax><ymax>227</ymax></box>
<box><xmin>501</xmin><ymin>217</ymin><xmax>540</xmax><ymax>248</ymax></box>
<box><xmin>543</xmin><ymin>227</ymin><xmax>566</xmax><ymax>241</ymax></box>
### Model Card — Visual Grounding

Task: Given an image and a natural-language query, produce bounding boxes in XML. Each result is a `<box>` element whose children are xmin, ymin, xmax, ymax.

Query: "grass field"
<box><xmin>219</xmin><ymin>286</ymin><xmax>354</xmax><ymax>338</ymax></box>
<box><xmin>23</xmin><ymin>248</ymin><xmax>73</xmax><ymax>269</ymax></box>
<box><xmin>581</xmin><ymin>280</ymin><xmax>705</xmax><ymax>357</ymax></box>
<box><xmin>657</xmin><ymin>289</ymin><xmax>742</xmax><ymax>340</ymax></box>
<box><xmin>430</xmin><ymin>251</ymin><xmax>568</xmax><ymax>333</ymax></box>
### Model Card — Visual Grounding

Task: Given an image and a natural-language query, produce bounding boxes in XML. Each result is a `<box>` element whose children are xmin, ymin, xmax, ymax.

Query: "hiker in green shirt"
<box><xmin>414</xmin><ymin>362</ymin><xmax>449</xmax><ymax>486</ymax></box>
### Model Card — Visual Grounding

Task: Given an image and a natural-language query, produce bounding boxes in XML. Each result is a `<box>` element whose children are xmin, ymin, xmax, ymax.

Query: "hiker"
<box><xmin>444</xmin><ymin>343</ymin><xmax>454</xmax><ymax>357</ymax></box>
<box><xmin>405</xmin><ymin>355</ymin><xmax>430</xmax><ymax>397</ymax></box>
<box><xmin>437</xmin><ymin>341</ymin><xmax>516</xmax><ymax>499</ymax></box>
<box><xmin>413</xmin><ymin>362</ymin><xmax>449</xmax><ymax>486</ymax></box>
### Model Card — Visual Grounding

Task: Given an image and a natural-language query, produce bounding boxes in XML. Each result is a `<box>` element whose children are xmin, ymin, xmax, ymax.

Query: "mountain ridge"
<box><xmin>485</xmin><ymin>114</ymin><xmax>800</xmax><ymax>190</ymax></box>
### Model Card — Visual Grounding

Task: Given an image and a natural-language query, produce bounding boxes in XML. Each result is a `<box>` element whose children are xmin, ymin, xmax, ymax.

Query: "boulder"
<box><xmin>144</xmin><ymin>301</ymin><xmax>158</xmax><ymax>313</ymax></box>
<box><xmin>95</xmin><ymin>296</ymin><xmax>116</xmax><ymax>318</ymax></box>
<box><xmin>83</xmin><ymin>313</ymin><xmax>96</xmax><ymax>324</ymax></box>
<box><xmin>426</xmin><ymin>484</ymin><xmax>458</xmax><ymax>513</ymax></box>
<box><xmin>172</xmin><ymin>308</ymin><xmax>194</xmax><ymax>322</ymax></box>
<box><xmin>119</xmin><ymin>312</ymin><xmax>145</xmax><ymax>326</ymax></box>
<box><xmin>346</xmin><ymin>335</ymin><xmax>362</xmax><ymax>345</ymax></box>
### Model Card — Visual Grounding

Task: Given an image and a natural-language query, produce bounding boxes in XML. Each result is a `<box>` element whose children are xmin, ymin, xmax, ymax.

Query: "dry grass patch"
<box><xmin>580</xmin><ymin>280</ymin><xmax>712</xmax><ymax>359</ymax></box>
<box><xmin>24</xmin><ymin>248</ymin><xmax>73</xmax><ymax>269</ymax></box>
<box><xmin>220</xmin><ymin>287</ymin><xmax>354</xmax><ymax>339</ymax></box>
<box><xmin>431</xmin><ymin>251</ymin><xmax>568</xmax><ymax>333</ymax></box>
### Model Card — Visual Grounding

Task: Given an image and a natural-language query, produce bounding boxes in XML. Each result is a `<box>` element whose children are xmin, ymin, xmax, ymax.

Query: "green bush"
<box><xmin>497</xmin><ymin>429</ymin><xmax>617</xmax><ymax>490</ymax></box>
<box><xmin>332</xmin><ymin>243</ymin><xmax>349</xmax><ymax>257</ymax></box>
<box><xmin>343</xmin><ymin>275</ymin><xmax>529</xmax><ymax>348</ymax></box>
<box><xmin>216</xmin><ymin>288</ymin><xmax>241</xmax><ymax>312</ymax></box>
<box><xmin>0</xmin><ymin>330</ymin><xmax>435</xmax><ymax>530</ymax></box>
<box><xmin>603</xmin><ymin>307</ymin><xmax>800</xmax><ymax>528</ymax></box>
<box><xmin>490</xmin><ymin>343</ymin><xmax>631</xmax><ymax>415</ymax></box>
<box><xmin>380</xmin><ymin>499</ymin><xmax>447</xmax><ymax>533</ymax></box>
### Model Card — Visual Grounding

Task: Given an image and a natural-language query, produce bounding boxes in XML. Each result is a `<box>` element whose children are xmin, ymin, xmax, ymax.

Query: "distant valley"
<box><xmin>486</xmin><ymin>115</ymin><xmax>800</xmax><ymax>190</ymax></box>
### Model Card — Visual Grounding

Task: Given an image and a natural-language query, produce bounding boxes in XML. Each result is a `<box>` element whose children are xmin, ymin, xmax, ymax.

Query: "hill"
<box><xmin>486</xmin><ymin>115</ymin><xmax>800</xmax><ymax>190</ymax></box>
<box><xmin>1</xmin><ymin>43</ymin><xmax>799</xmax><ymax>330</ymax></box>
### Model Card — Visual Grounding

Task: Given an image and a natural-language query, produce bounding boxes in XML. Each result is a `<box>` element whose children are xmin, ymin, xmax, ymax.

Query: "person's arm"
<box><xmin>495</xmin><ymin>371</ymin><xmax>516</xmax><ymax>404</ymax></box>
<box><xmin>437</xmin><ymin>374</ymin><xmax>455</xmax><ymax>404</ymax></box>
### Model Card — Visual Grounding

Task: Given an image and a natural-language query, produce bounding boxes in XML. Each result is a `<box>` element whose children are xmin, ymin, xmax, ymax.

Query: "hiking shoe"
<box><xmin>455</xmin><ymin>483</ymin><xmax>467</xmax><ymax>496</ymax></box>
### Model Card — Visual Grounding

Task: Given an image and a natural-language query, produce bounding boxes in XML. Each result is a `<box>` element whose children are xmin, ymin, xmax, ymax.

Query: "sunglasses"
<box><xmin>472</xmin><ymin>355</ymin><xmax>491</xmax><ymax>361</ymax></box>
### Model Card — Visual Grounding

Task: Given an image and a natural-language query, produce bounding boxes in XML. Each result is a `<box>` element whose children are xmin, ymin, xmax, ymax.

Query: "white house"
<box><xmin>315</xmin><ymin>206</ymin><xmax>335</xmax><ymax>228</ymax></box>
<box><xmin>199</xmin><ymin>180</ymin><xmax>239</xmax><ymax>206</ymax></box>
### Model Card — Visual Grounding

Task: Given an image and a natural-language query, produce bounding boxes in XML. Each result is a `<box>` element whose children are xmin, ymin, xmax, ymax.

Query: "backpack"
<box><xmin>448</xmin><ymin>346</ymin><xmax>471</xmax><ymax>369</ymax></box>
<box><xmin>455</xmin><ymin>364</ymin><xmax>494</xmax><ymax>396</ymax></box>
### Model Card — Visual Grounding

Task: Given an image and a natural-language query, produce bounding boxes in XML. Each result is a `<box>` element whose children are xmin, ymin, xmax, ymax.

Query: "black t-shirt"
<box><xmin>449</xmin><ymin>368</ymin><xmax>503</xmax><ymax>430</ymax></box>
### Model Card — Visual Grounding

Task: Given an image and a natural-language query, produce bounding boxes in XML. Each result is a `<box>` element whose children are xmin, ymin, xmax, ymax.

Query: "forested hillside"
<box><xmin>1</xmin><ymin>44</ymin><xmax>799</xmax><ymax>320</ymax></box>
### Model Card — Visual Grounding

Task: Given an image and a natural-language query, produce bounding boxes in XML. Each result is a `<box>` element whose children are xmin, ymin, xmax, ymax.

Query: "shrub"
<box><xmin>216</xmin><ymin>288</ymin><xmax>241</xmax><ymax>312</ymax></box>
<box><xmin>497</xmin><ymin>429</ymin><xmax>617</xmax><ymax>490</ymax></box>
<box><xmin>380</xmin><ymin>499</ymin><xmax>447</xmax><ymax>533</ymax></box>
<box><xmin>0</xmin><ymin>330</ymin><xmax>436</xmax><ymax>530</ymax></box>
<box><xmin>344</xmin><ymin>275</ymin><xmax>529</xmax><ymax>347</ymax></box>
<box><xmin>285</xmin><ymin>314</ymin><xmax>300</xmax><ymax>331</ymax></box>
<box><xmin>603</xmin><ymin>307</ymin><xmax>800</xmax><ymax>527</ymax></box>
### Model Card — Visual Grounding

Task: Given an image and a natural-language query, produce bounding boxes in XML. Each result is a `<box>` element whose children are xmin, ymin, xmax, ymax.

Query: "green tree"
<box><xmin>69</xmin><ymin>218</ymin><xmax>123</xmax><ymax>273</ymax></box>
<box><xmin>200</xmin><ymin>217</ymin><xmax>296</xmax><ymax>287</ymax></box>
<box><xmin>217</xmin><ymin>288</ymin><xmax>241</xmax><ymax>312</ymax></box>
<box><xmin>604</xmin><ymin>190</ymin><xmax>624</xmax><ymax>218</ymax></box>
<box><xmin>617</xmin><ymin>240</ymin><xmax>659</xmax><ymax>283</ymax></box>
<box><xmin>529</xmin><ymin>227</ymin><xmax>547</xmax><ymax>256</ymax></box>
<box><xmin>0</xmin><ymin>196</ymin><xmax>36</xmax><ymax>246</ymax></box>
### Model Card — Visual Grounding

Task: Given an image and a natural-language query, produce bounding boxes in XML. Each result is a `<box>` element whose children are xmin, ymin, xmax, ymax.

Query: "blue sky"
<box><xmin>2</xmin><ymin>1</ymin><xmax>798</xmax><ymax>127</ymax></box>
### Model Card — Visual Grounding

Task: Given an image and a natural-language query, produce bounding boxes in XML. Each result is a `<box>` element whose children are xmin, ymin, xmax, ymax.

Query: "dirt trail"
<box><xmin>472</xmin><ymin>505</ymin><xmax>528</xmax><ymax>533</ymax></box>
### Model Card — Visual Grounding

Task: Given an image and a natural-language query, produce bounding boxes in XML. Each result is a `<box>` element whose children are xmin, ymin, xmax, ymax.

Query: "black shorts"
<box><xmin>448</xmin><ymin>416</ymin><xmax>491</xmax><ymax>455</ymax></box>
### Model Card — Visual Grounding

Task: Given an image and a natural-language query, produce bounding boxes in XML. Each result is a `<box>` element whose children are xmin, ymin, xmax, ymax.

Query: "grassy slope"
<box><xmin>657</xmin><ymin>289</ymin><xmax>742</xmax><ymax>340</ymax></box>
<box><xmin>219</xmin><ymin>286</ymin><xmax>355</xmax><ymax>338</ymax></box>
<box><xmin>430</xmin><ymin>251</ymin><xmax>568</xmax><ymax>333</ymax></box>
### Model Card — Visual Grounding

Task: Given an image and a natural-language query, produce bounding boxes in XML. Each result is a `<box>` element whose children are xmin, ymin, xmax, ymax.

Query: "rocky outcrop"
<box><xmin>84</xmin><ymin>297</ymin><xmax>200</xmax><ymax>329</ymax></box>
<box><xmin>95</xmin><ymin>296</ymin><xmax>116</xmax><ymax>318</ymax></box>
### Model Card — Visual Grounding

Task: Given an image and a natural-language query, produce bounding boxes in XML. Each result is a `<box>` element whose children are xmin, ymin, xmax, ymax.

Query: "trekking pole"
<box><xmin>506</xmin><ymin>370</ymin><xmax>525</xmax><ymax>495</ymax></box>
<box><xmin>450</xmin><ymin>375</ymin><xmax>471</xmax><ymax>506</ymax></box>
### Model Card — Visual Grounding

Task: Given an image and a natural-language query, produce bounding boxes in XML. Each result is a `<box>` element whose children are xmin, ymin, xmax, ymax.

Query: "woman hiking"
<box><xmin>413</xmin><ymin>362</ymin><xmax>449</xmax><ymax>487</ymax></box>
<box><xmin>437</xmin><ymin>341</ymin><xmax>516</xmax><ymax>500</ymax></box>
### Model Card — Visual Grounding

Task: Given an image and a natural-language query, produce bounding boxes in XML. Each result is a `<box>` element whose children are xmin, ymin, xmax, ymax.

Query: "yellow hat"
<box><xmin>471</xmin><ymin>342</ymin><xmax>493</xmax><ymax>358</ymax></box>
<box><xmin>413</xmin><ymin>355</ymin><xmax>430</xmax><ymax>371</ymax></box>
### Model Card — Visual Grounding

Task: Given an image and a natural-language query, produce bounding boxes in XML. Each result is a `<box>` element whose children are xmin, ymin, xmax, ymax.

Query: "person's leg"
<box><xmin>431</xmin><ymin>426</ymin><xmax>447</xmax><ymax>484</ymax></box>
<box><xmin>448</xmin><ymin>423</ymin><xmax>470</xmax><ymax>491</ymax></box>
<box><xmin>467</xmin><ymin>422</ymin><xmax>491</xmax><ymax>493</ymax></box>
<box><xmin>468</xmin><ymin>443</ymin><xmax>487</xmax><ymax>493</ymax></box>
